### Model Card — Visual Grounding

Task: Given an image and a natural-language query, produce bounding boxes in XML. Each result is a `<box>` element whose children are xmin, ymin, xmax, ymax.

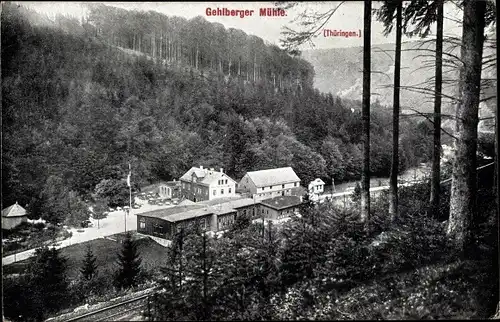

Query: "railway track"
<box><xmin>62</xmin><ymin>292</ymin><xmax>154</xmax><ymax>322</ymax></box>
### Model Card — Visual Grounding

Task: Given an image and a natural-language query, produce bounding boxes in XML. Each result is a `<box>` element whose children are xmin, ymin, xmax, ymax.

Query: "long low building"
<box><xmin>137</xmin><ymin>195</ymin><xmax>303</xmax><ymax>240</ymax></box>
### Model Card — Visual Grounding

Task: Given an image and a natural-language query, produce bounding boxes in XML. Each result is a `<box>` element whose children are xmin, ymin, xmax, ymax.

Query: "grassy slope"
<box><xmin>2</xmin><ymin>233</ymin><xmax>169</xmax><ymax>279</ymax></box>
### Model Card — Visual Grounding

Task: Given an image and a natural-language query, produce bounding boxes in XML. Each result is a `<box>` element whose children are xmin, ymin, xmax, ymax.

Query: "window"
<box><xmin>200</xmin><ymin>218</ymin><xmax>206</xmax><ymax>230</ymax></box>
<box><xmin>153</xmin><ymin>224</ymin><xmax>163</xmax><ymax>235</ymax></box>
<box><xmin>140</xmin><ymin>218</ymin><xmax>146</xmax><ymax>229</ymax></box>
<box><xmin>225</xmin><ymin>179</ymin><xmax>228</xmax><ymax>184</ymax></box>
<box><xmin>229</xmin><ymin>188</ymin><xmax>232</xmax><ymax>193</ymax></box>
<box><xmin>221</xmin><ymin>189</ymin><xmax>224</xmax><ymax>194</ymax></box>
<box><xmin>282</xmin><ymin>184</ymin><xmax>285</xmax><ymax>189</ymax></box>
<box><xmin>269</xmin><ymin>186</ymin><xmax>273</xmax><ymax>189</ymax></box>
<box><xmin>294</xmin><ymin>182</ymin><xmax>297</xmax><ymax>187</ymax></box>
<box><xmin>262</xmin><ymin>187</ymin><xmax>264</xmax><ymax>191</ymax></box>
<box><xmin>213</xmin><ymin>190</ymin><xmax>216</xmax><ymax>196</ymax></box>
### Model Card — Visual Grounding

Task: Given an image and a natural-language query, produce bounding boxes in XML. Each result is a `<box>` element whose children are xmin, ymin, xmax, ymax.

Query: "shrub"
<box><xmin>70</xmin><ymin>270</ymin><xmax>116</xmax><ymax>305</ymax></box>
<box><xmin>33</xmin><ymin>222</ymin><xmax>46</xmax><ymax>230</ymax></box>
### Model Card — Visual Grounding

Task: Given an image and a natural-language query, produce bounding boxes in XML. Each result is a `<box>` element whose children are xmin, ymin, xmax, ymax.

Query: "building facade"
<box><xmin>158</xmin><ymin>180</ymin><xmax>181</xmax><ymax>199</ymax></box>
<box><xmin>179</xmin><ymin>166</ymin><xmax>237</xmax><ymax>202</ymax></box>
<box><xmin>137</xmin><ymin>198</ymin><xmax>261</xmax><ymax>240</ymax></box>
<box><xmin>238</xmin><ymin>167</ymin><xmax>301</xmax><ymax>201</ymax></box>
<box><xmin>308</xmin><ymin>178</ymin><xmax>325</xmax><ymax>202</ymax></box>
<box><xmin>258</xmin><ymin>196</ymin><xmax>302</xmax><ymax>222</ymax></box>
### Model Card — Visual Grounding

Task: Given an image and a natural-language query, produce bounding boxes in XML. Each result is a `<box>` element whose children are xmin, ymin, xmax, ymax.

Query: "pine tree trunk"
<box><xmin>196</xmin><ymin>44</ymin><xmax>199</xmax><ymax>70</ymax></box>
<box><xmin>495</xmin><ymin>0</ymin><xmax>500</xmax><ymax>313</ymax></box>
<box><xmin>159</xmin><ymin>33</ymin><xmax>163</xmax><ymax>60</ymax></box>
<box><xmin>389</xmin><ymin>2</ymin><xmax>402</xmax><ymax>220</ymax></box>
<box><xmin>253</xmin><ymin>54</ymin><xmax>256</xmax><ymax>82</ymax></box>
<box><xmin>202</xmin><ymin>232</ymin><xmax>208</xmax><ymax>320</ymax></box>
<box><xmin>179</xmin><ymin>41</ymin><xmax>182</xmax><ymax>64</ymax></box>
<box><xmin>179</xmin><ymin>229</ymin><xmax>183</xmax><ymax>291</ymax></box>
<box><xmin>361</xmin><ymin>0</ymin><xmax>372</xmax><ymax>227</ymax></box>
<box><xmin>151</xmin><ymin>34</ymin><xmax>155</xmax><ymax>58</ymax></box>
<box><xmin>447</xmin><ymin>0</ymin><xmax>486</xmax><ymax>252</ymax></box>
<box><xmin>430</xmin><ymin>0</ymin><xmax>444</xmax><ymax>216</ymax></box>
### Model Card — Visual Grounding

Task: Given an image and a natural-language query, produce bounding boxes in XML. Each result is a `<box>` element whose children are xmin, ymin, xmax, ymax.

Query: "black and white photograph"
<box><xmin>1</xmin><ymin>0</ymin><xmax>499</xmax><ymax>320</ymax></box>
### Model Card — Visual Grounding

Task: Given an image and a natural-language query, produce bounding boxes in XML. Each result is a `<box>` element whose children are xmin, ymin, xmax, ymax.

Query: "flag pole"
<box><xmin>125</xmin><ymin>163</ymin><xmax>132</xmax><ymax>233</ymax></box>
<box><xmin>129</xmin><ymin>163</ymin><xmax>132</xmax><ymax>214</ymax></box>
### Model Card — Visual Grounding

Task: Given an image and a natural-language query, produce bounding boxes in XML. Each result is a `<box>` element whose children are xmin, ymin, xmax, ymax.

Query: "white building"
<box><xmin>238</xmin><ymin>167</ymin><xmax>302</xmax><ymax>201</ymax></box>
<box><xmin>308</xmin><ymin>178</ymin><xmax>325</xmax><ymax>195</ymax></box>
<box><xmin>179</xmin><ymin>166</ymin><xmax>237</xmax><ymax>202</ymax></box>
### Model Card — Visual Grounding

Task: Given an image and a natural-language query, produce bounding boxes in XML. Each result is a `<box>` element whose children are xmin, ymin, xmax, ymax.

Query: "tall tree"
<box><xmin>154</xmin><ymin>228</ymin><xmax>189</xmax><ymax>320</ymax></box>
<box><xmin>447</xmin><ymin>0</ymin><xmax>486</xmax><ymax>252</ymax></box>
<box><xmin>115</xmin><ymin>232</ymin><xmax>142</xmax><ymax>289</ymax></box>
<box><xmin>361</xmin><ymin>0</ymin><xmax>372</xmax><ymax>226</ymax></box>
<box><xmin>377</xmin><ymin>0</ymin><xmax>403</xmax><ymax>220</ymax></box>
<box><xmin>28</xmin><ymin>246</ymin><xmax>69</xmax><ymax>318</ymax></box>
<box><xmin>80</xmin><ymin>244</ymin><xmax>98</xmax><ymax>280</ymax></box>
<box><xmin>430</xmin><ymin>0</ymin><xmax>444</xmax><ymax>216</ymax></box>
<box><xmin>493</xmin><ymin>0</ymin><xmax>499</xmax><ymax>317</ymax></box>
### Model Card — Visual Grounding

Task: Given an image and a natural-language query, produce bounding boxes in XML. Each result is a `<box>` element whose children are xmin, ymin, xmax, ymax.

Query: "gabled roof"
<box><xmin>199</xmin><ymin>196</ymin><xmax>243</xmax><ymax>206</ymax></box>
<box><xmin>179</xmin><ymin>167</ymin><xmax>236</xmax><ymax>186</ymax></box>
<box><xmin>309</xmin><ymin>178</ymin><xmax>325</xmax><ymax>187</ymax></box>
<box><xmin>178</xmin><ymin>199</ymin><xmax>197</xmax><ymax>206</ymax></box>
<box><xmin>2</xmin><ymin>202</ymin><xmax>27</xmax><ymax>218</ymax></box>
<box><xmin>168</xmin><ymin>198</ymin><xmax>256</xmax><ymax>222</ymax></box>
<box><xmin>137</xmin><ymin>204</ymin><xmax>204</xmax><ymax>220</ymax></box>
<box><xmin>260</xmin><ymin>196</ymin><xmax>303</xmax><ymax>210</ymax></box>
<box><xmin>242</xmin><ymin>167</ymin><xmax>301</xmax><ymax>187</ymax></box>
<box><xmin>138</xmin><ymin>198</ymin><xmax>256</xmax><ymax>223</ymax></box>
<box><xmin>163</xmin><ymin>181</ymin><xmax>181</xmax><ymax>188</ymax></box>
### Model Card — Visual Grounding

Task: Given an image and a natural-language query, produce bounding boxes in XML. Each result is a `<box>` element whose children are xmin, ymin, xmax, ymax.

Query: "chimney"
<box><xmin>220</xmin><ymin>168</ymin><xmax>223</xmax><ymax>173</ymax></box>
<box><xmin>200</xmin><ymin>165</ymin><xmax>203</xmax><ymax>170</ymax></box>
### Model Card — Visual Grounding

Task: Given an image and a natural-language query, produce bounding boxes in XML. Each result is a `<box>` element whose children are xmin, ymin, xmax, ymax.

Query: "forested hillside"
<box><xmin>2</xmin><ymin>2</ymin><xmax>430</xmax><ymax>223</ymax></box>
<box><xmin>301</xmin><ymin>37</ymin><xmax>496</xmax><ymax>118</ymax></box>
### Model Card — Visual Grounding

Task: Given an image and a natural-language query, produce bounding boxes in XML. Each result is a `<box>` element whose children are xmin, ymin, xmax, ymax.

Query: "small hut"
<box><xmin>2</xmin><ymin>201</ymin><xmax>28</xmax><ymax>230</ymax></box>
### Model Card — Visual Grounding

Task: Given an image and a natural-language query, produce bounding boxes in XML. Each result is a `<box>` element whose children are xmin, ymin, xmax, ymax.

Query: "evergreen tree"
<box><xmin>26</xmin><ymin>246</ymin><xmax>69</xmax><ymax>319</ymax></box>
<box><xmin>115</xmin><ymin>232</ymin><xmax>142</xmax><ymax>289</ymax></box>
<box><xmin>447</xmin><ymin>0</ymin><xmax>486</xmax><ymax>252</ymax></box>
<box><xmin>153</xmin><ymin>228</ymin><xmax>189</xmax><ymax>320</ymax></box>
<box><xmin>80</xmin><ymin>244</ymin><xmax>98</xmax><ymax>280</ymax></box>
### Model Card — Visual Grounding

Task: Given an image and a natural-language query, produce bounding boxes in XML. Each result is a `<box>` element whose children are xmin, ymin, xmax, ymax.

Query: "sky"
<box><xmin>19</xmin><ymin>1</ymin><xmax>464</xmax><ymax>50</ymax></box>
